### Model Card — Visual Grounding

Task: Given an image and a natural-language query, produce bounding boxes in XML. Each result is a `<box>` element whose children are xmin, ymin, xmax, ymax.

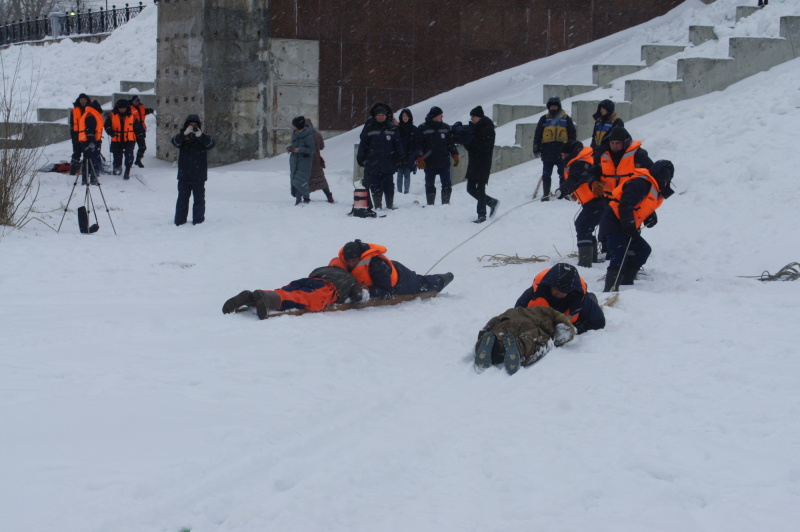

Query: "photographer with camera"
<box><xmin>172</xmin><ymin>114</ymin><xmax>215</xmax><ymax>226</ymax></box>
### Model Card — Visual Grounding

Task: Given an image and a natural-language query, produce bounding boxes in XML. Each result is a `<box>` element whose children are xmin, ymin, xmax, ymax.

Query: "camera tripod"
<box><xmin>57</xmin><ymin>154</ymin><xmax>117</xmax><ymax>235</ymax></box>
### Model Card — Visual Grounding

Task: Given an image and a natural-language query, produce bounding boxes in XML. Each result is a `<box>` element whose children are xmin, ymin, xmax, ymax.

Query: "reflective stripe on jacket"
<box><xmin>541</xmin><ymin>112</ymin><xmax>570</xmax><ymax>144</ymax></box>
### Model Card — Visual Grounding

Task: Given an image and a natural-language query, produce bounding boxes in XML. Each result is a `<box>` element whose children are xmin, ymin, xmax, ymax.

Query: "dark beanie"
<box><xmin>130</xmin><ymin>95</ymin><xmax>141</xmax><ymax>104</ymax></box>
<box><xmin>561</xmin><ymin>140</ymin><xmax>583</xmax><ymax>155</ymax></box>
<box><xmin>606</xmin><ymin>127</ymin><xmax>629</xmax><ymax>143</ymax></box>
<box><xmin>599</xmin><ymin>99</ymin><xmax>615</xmax><ymax>113</ymax></box>
<box><xmin>554</xmin><ymin>263</ymin><xmax>579</xmax><ymax>294</ymax></box>
<box><xmin>292</xmin><ymin>116</ymin><xmax>306</xmax><ymax>129</ymax></box>
<box><xmin>426</xmin><ymin>106</ymin><xmax>443</xmax><ymax>120</ymax></box>
<box><xmin>115</xmin><ymin>99</ymin><xmax>129</xmax><ymax>108</ymax></box>
<box><xmin>470</xmin><ymin>105</ymin><xmax>485</xmax><ymax>118</ymax></box>
<box><xmin>374</xmin><ymin>106</ymin><xmax>387</xmax><ymax>116</ymax></box>
<box><xmin>343</xmin><ymin>240</ymin><xmax>364</xmax><ymax>261</ymax></box>
<box><xmin>77</xmin><ymin>93</ymin><xmax>89</xmax><ymax>101</ymax></box>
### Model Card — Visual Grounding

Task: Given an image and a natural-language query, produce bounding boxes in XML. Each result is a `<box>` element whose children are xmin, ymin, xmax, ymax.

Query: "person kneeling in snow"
<box><xmin>475</xmin><ymin>306</ymin><xmax>577</xmax><ymax>374</ymax></box>
<box><xmin>515</xmin><ymin>263</ymin><xmax>606</xmax><ymax>335</ymax></box>
<box><xmin>329</xmin><ymin>240</ymin><xmax>454</xmax><ymax>300</ymax></box>
<box><xmin>221</xmin><ymin>265</ymin><xmax>363</xmax><ymax>320</ymax></box>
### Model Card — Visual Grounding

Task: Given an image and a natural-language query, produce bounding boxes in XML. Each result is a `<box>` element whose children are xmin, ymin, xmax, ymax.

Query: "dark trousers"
<box><xmin>111</xmin><ymin>141</ymin><xmax>135</xmax><ymax>169</ymax></box>
<box><xmin>135</xmin><ymin>133</ymin><xmax>146</xmax><ymax>159</ymax></box>
<box><xmin>467</xmin><ymin>178</ymin><xmax>495</xmax><ymax>217</ymax></box>
<box><xmin>602</xmin><ymin>220</ymin><xmax>652</xmax><ymax>269</ymax></box>
<box><xmin>541</xmin><ymin>158</ymin><xmax>565</xmax><ymax>194</ymax></box>
<box><xmin>175</xmin><ymin>180</ymin><xmax>206</xmax><ymax>225</ymax></box>
<box><xmin>575</xmin><ymin>198</ymin><xmax>607</xmax><ymax>249</ymax></box>
<box><xmin>424</xmin><ymin>166</ymin><xmax>452</xmax><ymax>192</ymax></box>
<box><xmin>70</xmin><ymin>133</ymin><xmax>82</xmax><ymax>163</ymax></box>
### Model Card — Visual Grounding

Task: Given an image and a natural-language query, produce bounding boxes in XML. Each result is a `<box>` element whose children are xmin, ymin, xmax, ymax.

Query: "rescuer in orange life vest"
<box><xmin>68</xmin><ymin>93</ymin><xmax>90</xmax><ymax>175</ymax></box>
<box><xmin>104</xmin><ymin>99</ymin><xmax>144</xmax><ymax>180</ymax></box>
<box><xmin>329</xmin><ymin>240</ymin><xmax>454</xmax><ymax>300</ymax></box>
<box><xmin>77</xmin><ymin>100</ymin><xmax>105</xmax><ymax>185</ymax></box>
<box><xmin>552</xmin><ymin>140</ymin><xmax>607</xmax><ymax>268</ymax></box>
<box><xmin>599</xmin><ymin>159</ymin><xmax>675</xmax><ymax>292</ymax></box>
<box><xmin>514</xmin><ymin>263</ymin><xmax>605</xmax><ymax>335</ymax></box>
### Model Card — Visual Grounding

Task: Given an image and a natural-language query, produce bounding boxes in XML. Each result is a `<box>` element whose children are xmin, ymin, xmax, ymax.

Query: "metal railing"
<box><xmin>1</xmin><ymin>3</ymin><xmax>145</xmax><ymax>46</ymax></box>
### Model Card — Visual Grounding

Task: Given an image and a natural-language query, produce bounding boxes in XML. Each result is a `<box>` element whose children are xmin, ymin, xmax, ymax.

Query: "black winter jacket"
<box><xmin>171</xmin><ymin>114</ymin><xmax>215</xmax><ymax>182</ymax></box>
<box><xmin>357</xmin><ymin>117</ymin><xmax>405</xmax><ymax>175</ymax></box>
<box><xmin>418</xmin><ymin>119</ymin><xmax>458</xmax><ymax>170</ymax></box>
<box><xmin>464</xmin><ymin>116</ymin><xmax>495</xmax><ymax>183</ymax></box>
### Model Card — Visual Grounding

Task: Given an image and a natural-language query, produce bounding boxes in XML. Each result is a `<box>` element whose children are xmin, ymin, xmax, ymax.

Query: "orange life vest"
<box><xmin>71</xmin><ymin>107</ymin><xmax>85</xmax><ymax>132</ymax></box>
<box><xmin>131</xmin><ymin>103</ymin><xmax>148</xmax><ymax>130</ymax></box>
<box><xmin>598</xmin><ymin>140</ymin><xmax>642</xmax><ymax>198</ymax></box>
<box><xmin>329</xmin><ymin>243</ymin><xmax>398</xmax><ymax>288</ymax></box>
<box><xmin>109</xmin><ymin>112</ymin><xmax>137</xmax><ymax>142</ymax></box>
<box><xmin>564</xmin><ymin>147</ymin><xmax>597</xmax><ymax>204</ymax></box>
<box><xmin>609</xmin><ymin>169</ymin><xmax>664</xmax><ymax>228</ymax></box>
<box><xmin>77</xmin><ymin>106</ymin><xmax>104</xmax><ymax>143</ymax></box>
<box><xmin>525</xmin><ymin>268</ymin><xmax>588</xmax><ymax>324</ymax></box>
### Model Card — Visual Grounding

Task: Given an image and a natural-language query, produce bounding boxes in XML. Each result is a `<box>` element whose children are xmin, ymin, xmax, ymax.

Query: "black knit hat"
<box><xmin>115</xmin><ymin>99</ymin><xmax>130</xmax><ymax>108</ymax></box>
<box><xmin>547</xmin><ymin>96</ymin><xmax>561</xmax><ymax>108</ymax></box>
<box><xmin>374</xmin><ymin>106</ymin><xmax>388</xmax><ymax>116</ymax></box>
<box><xmin>561</xmin><ymin>140</ymin><xmax>583</xmax><ymax>155</ymax></box>
<box><xmin>343</xmin><ymin>240</ymin><xmax>364</xmax><ymax>261</ymax></box>
<box><xmin>554</xmin><ymin>263</ymin><xmax>579</xmax><ymax>294</ymax></box>
<box><xmin>598</xmin><ymin>99</ymin><xmax>615</xmax><ymax>113</ymax></box>
<box><xmin>470</xmin><ymin>105</ymin><xmax>485</xmax><ymax>118</ymax></box>
<box><xmin>426</xmin><ymin>106</ymin><xmax>443</xmax><ymax>121</ymax></box>
<box><xmin>291</xmin><ymin>116</ymin><xmax>306</xmax><ymax>129</ymax></box>
<box><xmin>606</xmin><ymin>126</ymin><xmax>630</xmax><ymax>143</ymax></box>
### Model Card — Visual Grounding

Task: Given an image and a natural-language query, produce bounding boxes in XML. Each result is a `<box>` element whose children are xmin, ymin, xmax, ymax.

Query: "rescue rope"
<box><xmin>477</xmin><ymin>253</ymin><xmax>550</xmax><ymax>267</ymax></box>
<box><xmin>738</xmin><ymin>262</ymin><xmax>800</xmax><ymax>282</ymax></box>
<box><xmin>424</xmin><ymin>195</ymin><xmax>551</xmax><ymax>274</ymax></box>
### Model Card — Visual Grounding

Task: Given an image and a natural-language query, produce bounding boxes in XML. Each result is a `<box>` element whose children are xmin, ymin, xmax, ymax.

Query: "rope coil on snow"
<box><xmin>477</xmin><ymin>253</ymin><xmax>550</xmax><ymax>267</ymax></box>
<box><xmin>738</xmin><ymin>262</ymin><xmax>800</xmax><ymax>282</ymax></box>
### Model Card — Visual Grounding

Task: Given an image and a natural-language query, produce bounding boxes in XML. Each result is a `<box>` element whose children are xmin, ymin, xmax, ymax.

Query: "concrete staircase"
<box><xmin>353</xmin><ymin>6</ymin><xmax>800</xmax><ymax>185</ymax></box>
<box><xmin>1</xmin><ymin>80</ymin><xmax>155</xmax><ymax>149</ymax></box>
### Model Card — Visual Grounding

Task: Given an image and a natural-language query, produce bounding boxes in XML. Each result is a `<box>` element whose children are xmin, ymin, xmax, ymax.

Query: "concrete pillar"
<box><xmin>156</xmin><ymin>0</ymin><xmax>271</xmax><ymax>166</ymax></box>
<box><xmin>49</xmin><ymin>12</ymin><xmax>65</xmax><ymax>38</ymax></box>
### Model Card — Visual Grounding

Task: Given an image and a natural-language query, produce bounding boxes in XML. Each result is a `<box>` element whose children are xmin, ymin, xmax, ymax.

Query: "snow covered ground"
<box><xmin>2</xmin><ymin>1</ymin><xmax>800</xmax><ymax>531</ymax></box>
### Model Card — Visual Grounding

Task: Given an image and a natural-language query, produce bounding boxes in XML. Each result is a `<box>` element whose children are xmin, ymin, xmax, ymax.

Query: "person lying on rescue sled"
<box><xmin>515</xmin><ymin>263</ymin><xmax>605</xmax><ymax>334</ymax></box>
<box><xmin>474</xmin><ymin>306</ymin><xmax>577</xmax><ymax>374</ymax></box>
<box><xmin>330</xmin><ymin>240</ymin><xmax>454</xmax><ymax>300</ymax></box>
<box><xmin>221</xmin><ymin>266</ymin><xmax>363</xmax><ymax>320</ymax></box>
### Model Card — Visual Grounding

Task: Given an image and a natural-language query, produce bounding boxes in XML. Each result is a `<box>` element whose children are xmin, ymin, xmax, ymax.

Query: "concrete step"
<box><xmin>37</xmin><ymin>108</ymin><xmax>70</xmax><ymax>122</ymax></box>
<box><xmin>542</xmin><ymin>84</ymin><xmax>597</xmax><ymax>103</ymax></box>
<box><xmin>87</xmin><ymin>94</ymin><xmax>113</xmax><ymax>105</ymax></box>
<box><xmin>736</xmin><ymin>6</ymin><xmax>761</xmax><ymax>23</ymax></box>
<box><xmin>571</xmin><ymin>100</ymin><xmax>633</xmax><ymax>141</ymax></box>
<box><xmin>689</xmin><ymin>25</ymin><xmax>718</xmax><ymax>46</ymax></box>
<box><xmin>120</xmin><ymin>80</ymin><xmax>155</xmax><ymax>92</ymax></box>
<box><xmin>492</xmin><ymin>104</ymin><xmax>545</xmax><ymax>127</ymax></box>
<box><xmin>0</xmin><ymin>122</ymin><xmax>70</xmax><ymax>149</ymax></box>
<box><xmin>592</xmin><ymin>64</ymin><xmax>645</xmax><ymax>87</ymax></box>
<box><xmin>641</xmin><ymin>44</ymin><xmax>686</xmax><ymax>67</ymax></box>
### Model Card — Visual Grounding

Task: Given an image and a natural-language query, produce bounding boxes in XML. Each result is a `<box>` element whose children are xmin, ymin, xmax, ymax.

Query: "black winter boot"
<box><xmin>441</xmin><ymin>187</ymin><xmax>452</xmax><ymax>205</ymax></box>
<box><xmin>488</xmin><ymin>197</ymin><xmax>499</xmax><ymax>218</ymax></box>
<box><xmin>253</xmin><ymin>290</ymin><xmax>282</xmax><ymax>320</ymax></box>
<box><xmin>475</xmin><ymin>331</ymin><xmax>497</xmax><ymax>370</ymax></box>
<box><xmin>619</xmin><ymin>264</ymin><xmax>638</xmax><ymax>286</ymax></box>
<box><xmin>603</xmin><ymin>267</ymin><xmax>620</xmax><ymax>292</ymax></box>
<box><xmin>135</xmin><ymin>155</ymin><xmax>144</xmax><ymax>168</ymax></box>
<box><xmin>386</xmin><ymin>193</ymin><xmax>396</xmax><ymax>210</ymax></box>
<box><xmin>222</xmin><ymin>290</ymin><xmax>255</xmax><ymax>314</ymax></box>
<box><xmin>426</xmin><ymin>188</ymin><xmax>436</xmax><ymax>206</ymax></box>
<box><xmin>113</xmin><ymin>166</ymin><xmax>122</xmax><ymax>176</ymax></box>
<box><xmin>295</xmin><ymin>195</ymin><xmax>302</xmax><ymax>206</ymax></box>
<box><xmin>123</xmin><ymin>166</ymin><xmax>131</xmax><ymax>180</ymax></box>
<box><xmin>70</xmin><ymin>159</ymin><xmax>81</xmax><ymax>175</ymax></box>
<box><xmin>578</xmin><ymin>246</ymin><xmax>593</xmax><ymax>268</ymax></box>
<box><xmin>323</xmin><ymin>188</ymin><xmax>334</xmax><ymax>203</ymax></box>
<box><xmin>371</xmin><ymin>192</ymin><xmax>382</xmax><ymax>210</ymax></box>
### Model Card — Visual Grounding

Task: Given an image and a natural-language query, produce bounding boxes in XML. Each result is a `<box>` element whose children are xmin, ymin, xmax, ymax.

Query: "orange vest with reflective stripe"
<box><xmin>598</xmin><ymin>140</ymin><xmax>642</xmax><ymax>198</ymax></box>
<box><xmin>564</xmin><ymin>147</ymin><xmax>597</xmax><ymax>204</ymax></box>
<box><xmin>131</xmin><ymin>103</ymin><xmax>148</xmax><ymax>130</ymax></box>
<box><xmin>110</xmin><ymin>112</ymin><xmax>137</xmax><ymax>142</ymax></box>
<box><xmin>77</xmin><ymin>106</ymin><xmax>104</xmax><ymax>142</ymax></box>
<box><xmin>329</xmin><ymin>243</ymin><xmax>399</xmax><ymax>288</ymax></box>
<box><xmin>609</xmin><ymin>169</ymin><xmax>664</xmax><ymax>228</ymax></box>
<box><xmin>526</xmin><ymin>268</ymin><xmax>588</xmax><ymax>324</ymax></box>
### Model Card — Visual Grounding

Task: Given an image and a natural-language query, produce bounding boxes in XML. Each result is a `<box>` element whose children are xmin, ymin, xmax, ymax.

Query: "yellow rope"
<box><xmin>477</xmin><ymin>253</ymin><xmax>550</xmax><ymax>267</ymax></box>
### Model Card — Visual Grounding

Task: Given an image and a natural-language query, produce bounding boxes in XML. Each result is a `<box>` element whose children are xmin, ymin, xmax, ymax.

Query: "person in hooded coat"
<box><xmin>417</xmin><ymin>106</ymin><xmax>459</xmax><ymax>205</ymax></box>
<box><xmin>172</xmin><ymin>114</ymin><xmax>215</xmax><ymax>226</ymax></box>
<box><xmin>515</xmin><ymin>263</ymin><xmax>606</xmax><ymax>335</ymax></box>
<box><xmin>590</xmin><ymin>99</ymin><xmax>624</xmax><ymax>156</ymax></box>
<box><xmin>221</xmin><ymin>265</ymin><xmax>363</xmax><ymax>320</ymax></box>
<box><xmin>356</xmin><ymin>102</ymin><xmax>405</xmax><ymax>210</ymax></box>
<box><xmin>598</xmin><ymin>160</ymin><xmax>675</xmax><ymax>292</ymax></box>
<box><xmin>464</xmin><ymin>105</ymin><xmax>499</xmax><ymax>223</ymax></box>
<box><xmin>304</xmin><ymin>118</ymin><xmax>334</xmax><ymax>203</ymax></box>
<box><xmin>287</xmin><ymin>116</ymin><xmax>316</xmax><ymax>205</ymax></box>
<box><xmin>395</xmin><ymin>108</ymin><xmax>419</xmax><ymax>195</ymax></box>
<box><xmin>474</xmin><ymin>306</ymin><xmax>577</xmax><ymax>374</ymax></box>
<box><xmin>533</xmin><ymin>96</ymin><xmax>576</xmax><ymax>200</ymax></box>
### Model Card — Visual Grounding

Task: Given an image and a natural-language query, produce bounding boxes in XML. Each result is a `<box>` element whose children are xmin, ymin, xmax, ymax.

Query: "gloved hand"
<box><xmin>357</xmin><ymin>160</ymin><xmax>365</xmax><ymax>168</ymax></box>
<box><xmin>591</xmin><ymin>181</ymin><xmax>605</xmax><ymax>196</ymax></box>
<box><xmin>533</xmin><ymin>145</ymin><xmax>541</xmax><ymax>159</ymax></box>
<box><xmin>193</xmin><ymin>127</ymin><xmax>202</xmax><ymax>137</ymax></box>
<box><xmin>320</xmin><ymin>156</ymin><xmax>326</xmax><ymax>169</ymax></box>
<box><xmin>85</xmin><ymin>142</ymin><xmax>96</xmax><ymax>151</ymax></box>
<box><xmin>452</xmin><ymin>154</ymin><xmax>460</xmax><ymax>167</ymax></box>
<box><xmin>369</xmin><ymin>287</ymin><xmax>393</xmax><ymax>300</ymax></box>
<box><xmin>183</xmin><ymin>126</ymin><xmax>193</xmax><ymax>136</ymax></box>
<box><xmin>621</xmin><ymin>219</ymin><xmax>639</xmax><ymax>239</ymax></box>
<box><xmin>416</xmin><ymin>157</ymin><xmax>426</xmax><ymax>170</ymax></box>
<box><xmin>643</xmin><ymin>212</ymin><xmax>658</xmax><ymax>228</ymax></box>
<box><xmin>552</xmin><ymin>188</ymin><xmax>564</xmax><ymax>200</ymax></box>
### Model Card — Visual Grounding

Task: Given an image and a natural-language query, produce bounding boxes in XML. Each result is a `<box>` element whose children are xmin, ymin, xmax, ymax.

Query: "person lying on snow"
<box><xmin>475</xmin><ymin>306</ymin><xmax>577</xmax><ymax>374</ymax></box>
<box><xmin>515</xmin><ymin>263</ymin><xmax>605</xmax><ymax>335</ymax></box>
<box><xmin>221</xmin><ymin>265</ymin><xmax>363</xmax><ymax>319</ymax></box>
<box><xmin>329</xmin><ymin>240</ymin><xmax>454</xmax><ymax>300</ymax></box>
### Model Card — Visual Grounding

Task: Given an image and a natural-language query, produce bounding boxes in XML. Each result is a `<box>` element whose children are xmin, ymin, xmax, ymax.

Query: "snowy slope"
<box><xmin>2</xmin><ymin>1</ymin><xmax>800</xmax><ymax>531</ymax></box>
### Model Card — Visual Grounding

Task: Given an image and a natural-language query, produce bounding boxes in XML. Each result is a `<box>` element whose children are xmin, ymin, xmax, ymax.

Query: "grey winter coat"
<box><xmin>475</xmin><ymin>306</ymin><xmax>576</xmax><ymax>368</ymax></box>
<box><xmin>289</xmin><ymin>126</ymin><xmax>316</xmax><ymax>197</ymax></box>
